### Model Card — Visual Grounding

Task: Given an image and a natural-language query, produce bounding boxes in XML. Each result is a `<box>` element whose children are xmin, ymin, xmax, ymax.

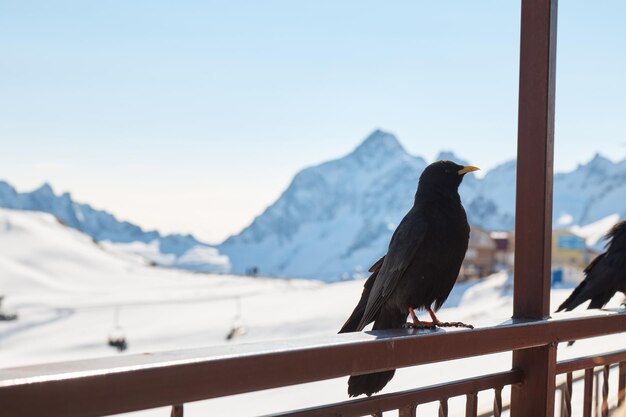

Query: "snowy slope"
<box><xmin>220</xmin><ymin>130</ymin><xmax>625</xmax><ymax>280</ymax></box>
<box><xmin>0</xmin><ymin>182</ymin><xmax>228</xmax><ymax>273</ymax></box>
<box><xmin>0</xmin><ymin>208</ymin><xmax>321</xmax><ymax>365</ymax></box>
<box><xmin>1</xmin><ymin>208</ymin><xmax>625</xmax><ymax>417</ymax></box>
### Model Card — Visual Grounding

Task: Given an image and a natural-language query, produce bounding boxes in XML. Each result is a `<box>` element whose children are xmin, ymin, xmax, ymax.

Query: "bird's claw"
<box><xmin>435</xmin><ymin>321</ymin><xmax>474</xmax><ymax>329</ymax></box>
<box><xmin>402</xmin><ymin>321</ymin><xmax>436</xmax><ymax>329</ymax></box>
<box><xmin>403</xmin><ymin>320</ymin><xmax>474</xmax><ymax>329</ymax></box>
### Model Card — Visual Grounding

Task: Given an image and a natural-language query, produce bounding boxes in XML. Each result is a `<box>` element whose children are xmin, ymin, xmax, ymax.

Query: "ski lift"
<box><xmin>107</xmin><ymin>307</ymin><xmax>128</xmax><ymax>352</ymax></box>
<box><xmin>225</xmin><ymin>297</ymin><xmax>247</xmax><ymax>341</ymax></box>
<box><xmin>0</xmin><ymin>296</ymin><xmax>18</xmax><ymax>321</ymax></box>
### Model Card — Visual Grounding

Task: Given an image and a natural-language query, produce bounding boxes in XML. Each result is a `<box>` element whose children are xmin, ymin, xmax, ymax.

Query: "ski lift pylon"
<box><xmin>225</xmin><ymin>297</ymin><xmax>247</xmax><ymax>341</ymax></box>
<box><xmin>107</xmin><ymin>306</ymin><xmax>128</xmax><ymax>352</ymax></box>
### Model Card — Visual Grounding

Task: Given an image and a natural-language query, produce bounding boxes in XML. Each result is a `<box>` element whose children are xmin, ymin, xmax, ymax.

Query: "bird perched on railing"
<box><xmin>339</xmin><ymin>160</ymin><xmax>479</xmax><ymax>397</ymax></box>
<box><xmin>556</xmin><ymin>220</ymin><xmax>626</xmax><ymax>314</ymax></box>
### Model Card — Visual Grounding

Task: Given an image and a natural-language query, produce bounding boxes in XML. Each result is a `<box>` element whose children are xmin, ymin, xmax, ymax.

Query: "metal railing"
<box><xmin>556</xmin><ymin>350</ymin><xmax>626</xmax><ymax>417</ymax></box>
<box><xmin>1</xmin><ymin>309</ymin><xmax>625</xmax><ymax>417</ymax></box>
<box><xmin>268</xmin><ymin>369</ymin><xmax>521</xmax><ymax>417</ymax></box>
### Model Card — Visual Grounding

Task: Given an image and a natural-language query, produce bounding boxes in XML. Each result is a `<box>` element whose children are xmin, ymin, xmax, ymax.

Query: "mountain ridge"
<box><xmin>3</xmin><ymin>129</ymin><xmax>625</xmax><ymax>280</ymax></box>
<box><xmin>219</xmin><ymin>130</ymin><xmax>625</xmax><ymax>280</ymax></box>
<box><xmin>0</xmin><ymin>181</ymin><xmax>229</xmax><ymax>272</ymax></box>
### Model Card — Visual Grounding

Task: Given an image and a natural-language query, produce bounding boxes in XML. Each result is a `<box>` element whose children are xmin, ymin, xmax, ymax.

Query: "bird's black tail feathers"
<box><xmin>339</xmin><ymin>257</ymin><xmax>405</xmax><ymax>397</ymax></box>
<box><xmin>556</xmin><ymin>280</ymin><xmax>587</xmax><ymax>312</ymax></box>
<box><xmin>339</xmin><ymin>269</ymin><xmax>389</xmax><ymax>397</ymax></box>
<box><xmin>347</xmin><ymin>369</ymin><xmax>396</xmax><ymax>397</ymax></box>
<box><xmin>339</xmin><ymin>271</ymin><xmax>378</xmax><ymax>333</ymax></box>
<box><xmin>345</xmin><ymin>307</ymin><xmax>406</xmax><ymax>397</ymax></box>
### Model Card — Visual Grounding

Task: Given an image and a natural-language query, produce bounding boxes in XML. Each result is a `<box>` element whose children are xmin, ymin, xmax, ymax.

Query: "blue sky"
<box><xmin>1</xmin><ymin>1</ymin><xmax>625</xmax><ymax>242</ymax></box>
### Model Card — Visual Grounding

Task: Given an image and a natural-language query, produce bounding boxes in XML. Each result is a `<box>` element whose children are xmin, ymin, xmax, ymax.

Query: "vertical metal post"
<box><xmin>399</xmin><ymin>403</ymin><xmax>417</xmax><ymax>417</ymax></box>
<box><xmin>511</xmin><ymin>0</ymin><xmax>558</xmax><ymax>417</ymax></box>
<box><xmin>493</xmin><ymin>387</ymin><xmax>503</xmax><ymax>417</ymax></box>
<box><xmin>439</xmin><ymin>399</ymin><xmax>449</xmax><ymax>417</ymax></box>
<box><xmin>170</xmin><ymin>404</ymin><xmax>183</xmax><ymax>417</ymax></box>
<box><xmin>596</xmin><ymin>372</ymin><xmax>601</xmax><ymax>417</ymax></box>
<box><xmin>562</xmin><ymin>372</ymin><xmax>573</xmax><ymax>417</ymax></box>
<box><xmin>618</xmin><ymin>362</ymin><xmax>626</xmax><ymax>406</ymax></box>
<box><xmin>601</xmin><ymin>366</ymin><xmax>609</xmax><ymax>417</ymax></box>
<box><xmin>465</xmin><ymin>392</ymin><xmax>478</xmax><ymax>417</ymax></box>
<box><xmin>583</xmin><ymin>368</ymin><xmax>594</xmax><ymax>417</ymax></box>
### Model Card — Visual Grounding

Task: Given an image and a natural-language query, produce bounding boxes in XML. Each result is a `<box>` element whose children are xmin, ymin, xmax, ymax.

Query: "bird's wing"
<box><xmin>339</xmin><ymin>256</ymin><xmax>388</xmax><ymax>333</ymax></box>
<box><xmin>356</xmin><ymin>209</ymin><xmax>428</xmax><ymax>330</ymax></box>
<box><xmin>583</xmin><ymin>252</ymin><xmax>606</xmax><ymax>274</ymax></box>
<box><xmin>369</xmin><ymin>256</ymin><xmax>385</xmax><ymax>273</ymax></box>
<box><xmin>339</xmin><ymin>264</ymin><xmax>381</xmax><ymax>333</ymax></box>
<box><xmin>606</xmin><ymin>248</ymin><xmax>626</xmax><ymax>269</ymax></box>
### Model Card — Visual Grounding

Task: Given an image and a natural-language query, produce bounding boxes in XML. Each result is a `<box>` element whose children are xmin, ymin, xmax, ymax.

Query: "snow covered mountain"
<box><xmin>4</xmin><ymin>129</ymin><xmax>625</xmax><ymax>281</ymax></box>
<box><xmin>0</xmin><ymin>182</ymin><xmax>229</xmax><ymax>272</ymax></box>
<box><xmin>220</xmin><ymin>130</ymin><xmax>624</xmax><ymax>281</ymax></box>
<box><xmin>462</xmin><ymin>153</ymin><xmax>626</xmax><ymax>233</ymax></box>
<box><xmin>219</xmin><ymin>130</ymin><xmax>427</xmax><ymax>280</ymax></box>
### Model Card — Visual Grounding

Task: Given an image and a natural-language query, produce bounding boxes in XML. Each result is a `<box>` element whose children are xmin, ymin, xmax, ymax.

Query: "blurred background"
<box><xmin>1</xmin><ymin>1</ymin><xmax>625</xmax><ymax>415</ymax></box>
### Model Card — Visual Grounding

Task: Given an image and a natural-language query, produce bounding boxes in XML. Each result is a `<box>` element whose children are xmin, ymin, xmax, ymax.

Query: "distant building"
<box><xmin>551</xmin><ymin>229</ymin><xmax>598</xmax><ymax>285</ymax></box>
<box><xmin>460</xmin><ymin>225</ymin><xmax>497</xmax><ymax>280</ymax></box>
<box><xmin>459</xmin><ymin>228</ymin><xmax>600</xmax><ymax>283</ymax></box>
<box><xmin>552</xmin><ymin>230</ymin><xmax>591</xmax><ymax>269</ymax></box>
<box><xmin>490</xmin><ymin>231</ymin><xmax>515</xmax><ymax>270</ymax></box>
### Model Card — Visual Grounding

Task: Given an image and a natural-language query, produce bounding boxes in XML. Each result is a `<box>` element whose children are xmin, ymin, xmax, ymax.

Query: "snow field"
<box><xmin>1</xmin><ymin>209</ymin><xmax>625</xmax><ymax>416</ymax></box>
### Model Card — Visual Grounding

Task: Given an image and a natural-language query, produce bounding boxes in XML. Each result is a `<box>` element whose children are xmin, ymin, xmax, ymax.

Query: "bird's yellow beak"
<box><xmin>457</xmin><ymin>166</ymin><xmax>480</xmax><ymax>175</ymax></box>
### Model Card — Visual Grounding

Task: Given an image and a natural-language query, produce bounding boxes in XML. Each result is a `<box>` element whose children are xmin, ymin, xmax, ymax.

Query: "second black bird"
<box><xmin>556</xmin><ymin>220</ymin><xmax>626</xmax><ymax>314</ymax></box>
<box><xmin>339</xmin><ymin>160</ymin><xmax>479</xmax><ymax>397</ymax></box>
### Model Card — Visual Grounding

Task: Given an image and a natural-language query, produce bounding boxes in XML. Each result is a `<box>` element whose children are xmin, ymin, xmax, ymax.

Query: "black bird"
<box><xmin>556</xmin><ymin>220</ymin><xmax>626</xmax><ymax>314</ymax></box>
<box><xmin>339</xmin><ymin>160</ymin><xmax>479</xmax><ymax>397</ymax></box>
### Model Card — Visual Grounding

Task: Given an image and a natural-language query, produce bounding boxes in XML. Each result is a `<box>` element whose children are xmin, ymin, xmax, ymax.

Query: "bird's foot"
<box><xmin>402</xmin><ymin>321</ymin><xmax>436</xmax><ymax>329</ymax></box>
<box><xmin>425</xmin><ymin>308</ymin><xmax>474</xmax><ymax>329</ymax></box>
<box><xmin>404</xmin><ymin>307</ymin><xmax>437</xmax><ymax>329</ymax></box>
<box><xmin>433</xmin><ymin>320</ymin><xmax>474</xmax><ymax>329</ymax></box>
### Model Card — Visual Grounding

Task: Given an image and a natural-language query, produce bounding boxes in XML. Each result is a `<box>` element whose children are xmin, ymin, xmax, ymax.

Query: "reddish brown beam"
<box><xmin>511</xmin><ymin>0</ymin><xmax>558</xmax><ymax>416</ymax></box>
<box><xmin>556</xmin><ymin>350</ymin><xmax>626</xmax><ymax>374</ymax></box>
<box><xmin>3</xmin><ymin>311</ymin><xmax>622</xmax><ymax>386</ymax></box>
<box><xmin>583</xmin><ymin>369</ymin><xmax>594</xmax><ymax>417</ymax></box>
<box><xmin>2</xmin><ymin>312</ymin><xmax>625</xmax><ymax>417</ymax></box>
<box><xmin>562</xmin><ymin>372</ymin><xmax>572</xmax><ymax>417</ymax></box>
<box><xmin>465</xmin><ymin>392</ymin><xmax>478</xmax><ymax>417</ymax></box>
<box><xmin>399</xmin><ymin>404</ymin><xmax>417</xmax><ymax>417</ymax></box>
<box><xmin>512</xmin><ymin>344</ymin><xmax>557</xmax><ymax>417</ymax></box>
<box><xmin>266</xmin><ymin>370</ymin><xmax>521</xmax><ymax>417</ymax></box>
<box><xmin>617</xmin><ymin>359</ymin><xmax>626</xmax><ymax>407</ymax></box>
<box><xmin>512</xmin><ymin>0</ymin><xmax>557</xmax><ymax>321</ymax></box>
<box><xmin>602</xmin><ymin>365</ymin><xmax>610</xmax><ymax>417</ymax></box>
<box><xmin>493</xmin><ymin>387</ymin><xmax>503</xmax><ymax>417</ymax></box>
<box><xmin>170</xmin><ymin>404</ymin><xmax>183</xmax><ymax>417</ymax></box>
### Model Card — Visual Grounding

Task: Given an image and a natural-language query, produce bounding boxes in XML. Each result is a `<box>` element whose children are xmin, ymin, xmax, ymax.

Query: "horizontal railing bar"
<box><xmin>1</xmin><ymin>309</ymin><xmax>625</xmax><ymax>417</ymax></box>
<box><xmin>556</xmin><ymin>349</ymin><xmax>626</xmax><ymax>375</ymax></box>
<box><xmin>264</xmin><ymin>369</ymin><xmax>523</xmax><ymax>417</ymax></box>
